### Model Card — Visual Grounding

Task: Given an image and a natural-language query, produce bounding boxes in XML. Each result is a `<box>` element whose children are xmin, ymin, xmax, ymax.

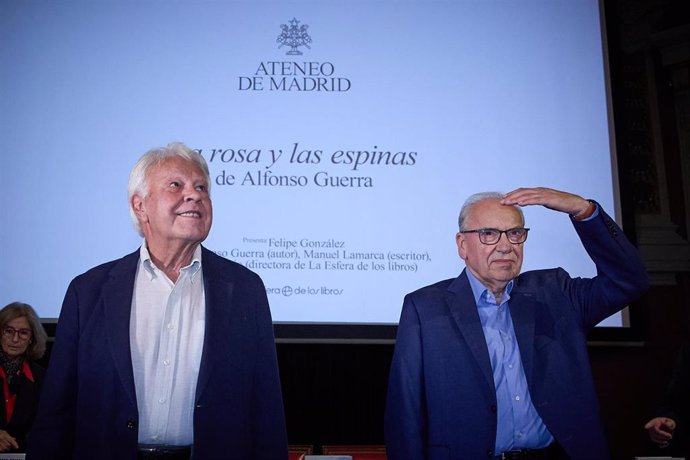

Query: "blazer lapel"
<box><xmin>508</xmin><ymin>282</ymin><xmax>537</xmax><ymax>384</ymax></box>
<box><xmin>446</xmin><ymin>271</ymin><xmax>496</xmax><ymax>396</ymax></box>
<box><xmin>102</xmin><ymin>250</ymin><xmax>139</xmax><ymax>407</ymax></box>
<box><xmin>195</xmin><ymin>247</ymin><xmax>235</xmax><ymax>401</ymax></box>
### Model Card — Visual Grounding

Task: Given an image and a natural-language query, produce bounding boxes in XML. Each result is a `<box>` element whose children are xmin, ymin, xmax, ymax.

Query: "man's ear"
<box><xmin>456</xmin><ymin>232</ymin><xmax>467</xmax><ymax>260</ymax></box>
<box><xmin>131</xmin><ymin>195</ymin><xmax>147</xmax><ymax>222</ymax></box>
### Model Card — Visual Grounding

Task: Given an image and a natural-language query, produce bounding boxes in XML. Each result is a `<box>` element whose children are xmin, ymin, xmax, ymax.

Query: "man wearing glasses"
<box><xmin>385</xmin><ymin>187</ymin><xmax>648</xmax><ymax>460</ymax></box>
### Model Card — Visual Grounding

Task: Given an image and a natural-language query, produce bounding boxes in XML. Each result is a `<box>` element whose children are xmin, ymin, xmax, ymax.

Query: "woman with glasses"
<box><xmin>0</xmin><ymin>302</ymin><xmax>47</xmax><ymax>453</ymax></box>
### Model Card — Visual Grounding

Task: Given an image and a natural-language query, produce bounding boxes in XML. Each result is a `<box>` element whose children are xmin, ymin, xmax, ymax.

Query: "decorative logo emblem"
<box><xmin>277</xmin><ymin>18</ymin><xmax>312</xmax><ymax>55</ymax></box>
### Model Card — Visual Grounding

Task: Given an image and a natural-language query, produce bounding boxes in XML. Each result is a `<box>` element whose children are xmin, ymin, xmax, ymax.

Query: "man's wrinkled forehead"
<box><xmin>467</xmin><ymin>199</ymin><xmax>524</xmax><ymax>228</ymax></box>
<box><xmin>149</xmin><ymin>157</ymin><xmax>206</xmax><ymax>181</ymax></box>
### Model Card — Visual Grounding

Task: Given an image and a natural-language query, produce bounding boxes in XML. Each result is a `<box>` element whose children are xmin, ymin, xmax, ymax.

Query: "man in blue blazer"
<box><xmin>27</xmin><ymin>143</ymin><xmax>288</xmax><ymax>460</ymax></box>
<box><xmin>385</xmin><ymin>187</ymin><xmax>648</xmax><ymax>460</ymax></box>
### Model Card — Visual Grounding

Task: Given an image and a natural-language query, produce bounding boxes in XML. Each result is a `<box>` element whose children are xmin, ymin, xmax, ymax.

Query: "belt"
<box><xmin>495</xmin><ymin>442</ymin><xmax>566</xmax><ymax>460</ymax></box>
<box><xmin>137</xmin><ymin>445</ymin><xmax>192</xmax><ymax>460</ymax></box>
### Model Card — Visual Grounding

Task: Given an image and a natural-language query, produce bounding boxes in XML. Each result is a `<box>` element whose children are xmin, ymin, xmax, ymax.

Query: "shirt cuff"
<box><xmin>571</xmin><ymin>200</ymin><xmax>599</xmax><ymax>221</ymax></box>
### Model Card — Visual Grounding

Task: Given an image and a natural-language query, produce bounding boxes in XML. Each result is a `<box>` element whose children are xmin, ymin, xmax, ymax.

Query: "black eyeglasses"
<box><xmin>459</xmin><ymin>227</ymin><xmax>529</xmax><ymax>245</ymax></box>
<box><xmin>2</xmin><ymin>326</ymin><xmax>32</xmax><ymax>341</ymax></box>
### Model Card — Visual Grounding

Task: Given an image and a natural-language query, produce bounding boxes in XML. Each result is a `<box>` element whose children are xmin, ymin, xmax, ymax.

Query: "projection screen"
<box><xmin>1</xmin><ymin>0</ymin><xmax>626</xmax><ymax>336</ymax></box>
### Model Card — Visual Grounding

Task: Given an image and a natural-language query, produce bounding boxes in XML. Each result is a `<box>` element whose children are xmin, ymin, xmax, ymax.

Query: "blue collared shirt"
<box><xmin>466</xmin><ymin>269</ymin><xmax>554</xmax><ymax>454</ymax></box>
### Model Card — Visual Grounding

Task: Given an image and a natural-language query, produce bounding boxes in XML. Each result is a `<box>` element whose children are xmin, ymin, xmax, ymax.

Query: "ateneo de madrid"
<box><xmin>238</xmin><ymin>61</ymin><xmax>351</xmax><ymax>92</ymax></box>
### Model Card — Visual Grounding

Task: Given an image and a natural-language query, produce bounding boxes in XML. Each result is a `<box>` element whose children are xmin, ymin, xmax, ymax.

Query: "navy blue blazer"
<box><xmin>385</xmin><ymin>209</ymin><xmax>648</xmax><ymax>460</ymax></box>
<box><xmin>27</xmin><ymin>247</ymin><xmax>288</xmax><ymax>460</ymax></box>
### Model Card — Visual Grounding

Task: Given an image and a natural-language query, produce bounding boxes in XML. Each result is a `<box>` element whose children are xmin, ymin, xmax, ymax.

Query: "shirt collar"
<box><xmin>22</xmin><ymin>360</ymin><xmax>34</xmax><ymax>383</ymax></box>
<box><xmin>0</xmin><ymin>360</ymin><xmax>34</xmax><ymax>383</ymax></box>
<box><xmin>139</xmin><ymin>243</ymin><xmax>203</xmax><ymax>282</ymax></box>
<box><xmin>465</xmin><ymin>268</ymin><xmax>514</xmax><ymax>306</ymax></box>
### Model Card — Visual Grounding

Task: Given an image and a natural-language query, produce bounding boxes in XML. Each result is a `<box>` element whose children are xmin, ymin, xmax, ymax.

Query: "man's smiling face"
<box><xmin>133</xmin><ymin>156</ymin><xmax>213</xmax><ymax>248</ymax></box>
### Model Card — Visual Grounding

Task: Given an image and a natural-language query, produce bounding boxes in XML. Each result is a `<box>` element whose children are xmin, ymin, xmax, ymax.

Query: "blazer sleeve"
<box><xmin>385</xmin><ymin>294</ymin><xmax>426</xmax><ymax>460</ymax></box>
<box><xmin>568</xmin><ymin>204</ymin><xmax>649</xmax><ymax>328</ymax></box>
<box><xmin>250</xmin><ymin>275</ymin><xmax>289</xmax><ymax>459</ymax></box>
<box><xmin>27</xmin><ymin>278</ymin><xmax>81</xmax><ymax>459</ymax></box>
<box><xmin>654</xmin><ymin>344</ymin><xmax>690</xmax><ymax>429</ymax></box>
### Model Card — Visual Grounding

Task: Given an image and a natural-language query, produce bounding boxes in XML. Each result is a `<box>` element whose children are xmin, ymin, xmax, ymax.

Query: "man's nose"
<box><xmin>495</xmin><ymin>233</ymin><xmax>513</xmax><ymax>251</ymax></box>
<box><xmin>184</xmin><ymin>186</ymin><xmax>201</xmax><ymax>201</ymax></box>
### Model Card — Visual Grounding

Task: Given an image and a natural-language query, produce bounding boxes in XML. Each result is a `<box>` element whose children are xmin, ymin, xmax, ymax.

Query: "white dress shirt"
<box><xmin>130</xmin><ymin>244</ymin><xmax>206</xmax><ymax>445</ymax></box>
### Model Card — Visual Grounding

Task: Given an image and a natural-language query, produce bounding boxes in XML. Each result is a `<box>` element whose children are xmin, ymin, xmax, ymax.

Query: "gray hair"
<box><xmin>128</xmin><ymin>142</ymin><xmax>211</xmax><ymax>236</ymax></box>
<box><xmin>457</xmin><ymin>191</ymin><xmax>524</xmax><ymax>231</ymax></box>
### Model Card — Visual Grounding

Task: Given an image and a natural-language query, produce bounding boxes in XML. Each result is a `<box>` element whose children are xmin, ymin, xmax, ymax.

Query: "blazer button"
<box><xmin>126</xmin><ymin>420</ymin><xmax>137</xmax><ymax>429</ymax></box>
<box><xmin>487</xmin><ymin>449</ymin><xmax>494</xmax><ymax>457</ymax></box>
<box><xmin>490</xmin><ymin>404</ymin><xmax>497</xmax><ymax>413</ymax></box>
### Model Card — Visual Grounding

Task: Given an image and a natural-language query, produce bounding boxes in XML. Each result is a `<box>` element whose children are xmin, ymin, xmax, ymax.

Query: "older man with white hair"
<box><xmin>28</xmin><ymin>142</ymin><xmax>288</xmax><ymax>460</ymax></box>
